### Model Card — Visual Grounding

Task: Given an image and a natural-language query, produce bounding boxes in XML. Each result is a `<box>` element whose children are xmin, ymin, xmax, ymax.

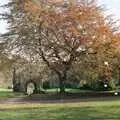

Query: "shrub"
<box><xmin>89</xmin><ymin>79</ymin><xmax>116</xmax><ymax>91</ymax></box>
<box><xmin>79</xmin><ymin>79</ymin><xmax>116</xmax><ymax>91</ymax></box>
<box><xmin>43</xmin><ymin>81</ymin><xmax>50</xmax><ymax>89</ymax></box>
<box><xmin>79</xmin><ymin>84</ymin><xmax>91</xmax><ymax>90</ymax></box>
<box><xmin>64</xmin><ymin>83</ymin><xmax>72</xmax><ymax>88</ymax></box>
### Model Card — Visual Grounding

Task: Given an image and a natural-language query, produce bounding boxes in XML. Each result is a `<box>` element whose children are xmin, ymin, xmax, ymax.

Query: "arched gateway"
<box><xmin>25</xmin><ymin>80</ymin><xmax>37</xmax><ymax>95</ymax></box>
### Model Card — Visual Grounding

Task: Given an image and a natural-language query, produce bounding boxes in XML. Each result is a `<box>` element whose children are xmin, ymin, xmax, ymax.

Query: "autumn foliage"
<box><xmin>1</xmin><ymin>0</ymin><xmax>120</xmax><ymax>92</ymax></box>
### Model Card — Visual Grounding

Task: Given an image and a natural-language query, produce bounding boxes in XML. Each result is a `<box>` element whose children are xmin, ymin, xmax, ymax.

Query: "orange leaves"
<box><xmin>98</xmin><ymin>26</ymin><xmax>110</xmax><ymax>34</ymax></box>
<box><xmin>112</xmin><ymin>39</ymin><xmax>120</xmax><ymax>45</ymax></box>
<box><xmin>24</xmin><ymin>0</ymin><xmax>46</xmax><ymax>24</ymax></box>
<box><xmin>111</xmin><ymin>35</ymin><xmax>120</xmax><ymax>54</ymax></box>
<box><xmin>23</xmin><ymin>0</ymin><xmax>119</xmax><ymax>49</ymax></box>
<box><xmin>49</xmin><ymin>0</ymin><xmax>64</xmax><ymax>4</ymax></box>
<box><xmin>68</xmin><ymin>25</ymin><xmax>79</xmax><ymax>36</ymax></box>
<box><xmin>24</xmin><ymin>0</ymin><xmax>41</xmax><ymax>15</ymax></box>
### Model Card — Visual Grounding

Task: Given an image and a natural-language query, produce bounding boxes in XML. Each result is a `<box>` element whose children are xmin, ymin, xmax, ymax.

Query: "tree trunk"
<box><xmin>118</xmin><ymin>67</ymin><xmax>120</xmax><ymax>85</ymax></box>
<box><xmin>12</xmin><ymin>67</ymin><xmax>16</xmax><ymax>92</ymax></box>
<box><xmin>12</xmin><ymin>67</ymin><xmax>20</xmax><ymax>92</ymax></box>
<box><xmin>59</xmin><ymin>78</ymin><xmax>65</xmax><ymax>93</ymax></box>
<box><xmin>58</xmin><ymin>72</ymin><xmax>67</xmax><ymax>94</ymax></box>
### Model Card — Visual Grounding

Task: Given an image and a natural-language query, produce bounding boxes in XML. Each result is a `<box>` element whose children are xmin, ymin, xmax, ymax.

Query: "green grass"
<box><xmin>0</xmin><ymin>89</ymin><xmax>24</xmax><ymax>98</ymax></box>
<box><xmin>1</xmin><ymin>98</ymin><xmax>120</xmax><ymax>120</ymax></box>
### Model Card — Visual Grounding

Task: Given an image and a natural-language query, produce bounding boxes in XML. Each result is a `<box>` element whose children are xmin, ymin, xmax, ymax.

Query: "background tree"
<box><xmin>0</xmin><ymin>0</ymin><xmax>120</xmax><ymax>92</ymax></box>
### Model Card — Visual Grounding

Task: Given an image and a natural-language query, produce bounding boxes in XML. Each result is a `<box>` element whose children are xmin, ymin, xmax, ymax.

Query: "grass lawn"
<box><xmin>0</xmin><ymin>89</ymin><xmax>24</xmax><ymax>98</ymax></box>
<box><xmin>0</xmin><ymin>98</ymin><xmax>120</xmax><ymax>120</ymax></box>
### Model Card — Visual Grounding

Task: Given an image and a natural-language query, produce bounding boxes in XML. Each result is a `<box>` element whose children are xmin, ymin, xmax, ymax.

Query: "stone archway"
<box><xmin>25</xmin><ymin>80</ymin><xmax>37</xmax><ymax>95</ymax></box>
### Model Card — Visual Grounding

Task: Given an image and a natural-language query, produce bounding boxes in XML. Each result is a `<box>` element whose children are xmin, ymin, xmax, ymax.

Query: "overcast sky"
<box><xmin>0</xmin><ymin>0</ymin><xmax>120</xmax><ymax>34</ymax></box>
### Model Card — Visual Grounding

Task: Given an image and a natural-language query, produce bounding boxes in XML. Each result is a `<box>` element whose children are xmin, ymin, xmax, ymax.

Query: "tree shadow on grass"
<box><xmin>21</xmin><ymin>93</ymin><xmax>120</xmax><ymax>104</ymax></box>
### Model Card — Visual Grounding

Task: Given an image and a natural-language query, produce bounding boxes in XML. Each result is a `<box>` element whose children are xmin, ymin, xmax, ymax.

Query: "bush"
<box><xmin>43</xmin><ymin>81</ymin><xmax>50</xmax><ymax>89</ymax></box>
<box><xmin>90</xmin><ymin>79</ymin><xmax>116</xmax><ymax>91</ymax></box>
<box><xmin>64</xmin><ymin>83</ymin><xmax>72</xmax><ymax>88</ymax></box>
<box><xmin>64</xmin><ymin>83</ymin><xmax>78</xmax><ymax>89</ymax></box>
<box><xmin>79</xmin><ymin>79</ymin><xmax>116</xmax><ymax>91</ymax></box>
<box><xmin>108</xmin><ymin>79</ymin><xmax>116</xmax><ymax>90</ymax></box>
<box><xmin>79</xmin><ymin>84</ymin><xmax>91</xmax><ymax>90</ymax></box>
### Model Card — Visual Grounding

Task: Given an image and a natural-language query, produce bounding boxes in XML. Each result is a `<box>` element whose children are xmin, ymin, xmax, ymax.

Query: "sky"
<box><xmin>99</xmin><ymin>0</ymin><xmax>120</xmax><ymax>19</ymax></box>
<box><xmin>0</xmin><ymin>0</ymin><xmax>120</xmax><ymax>34</ymax></box>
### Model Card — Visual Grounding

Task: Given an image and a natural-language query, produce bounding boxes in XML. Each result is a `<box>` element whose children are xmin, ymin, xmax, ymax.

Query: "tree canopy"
<box><xmin>0</xmin><ymin>0</ymin><xmax>120</xmax><ymax>92</ymax></box>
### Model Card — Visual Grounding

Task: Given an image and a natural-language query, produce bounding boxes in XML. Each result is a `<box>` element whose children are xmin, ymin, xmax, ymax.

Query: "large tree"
<box><xmin>1</xmin><ymin>0</ymin><xmax>120</xmax><ymax>92</ymax></box>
